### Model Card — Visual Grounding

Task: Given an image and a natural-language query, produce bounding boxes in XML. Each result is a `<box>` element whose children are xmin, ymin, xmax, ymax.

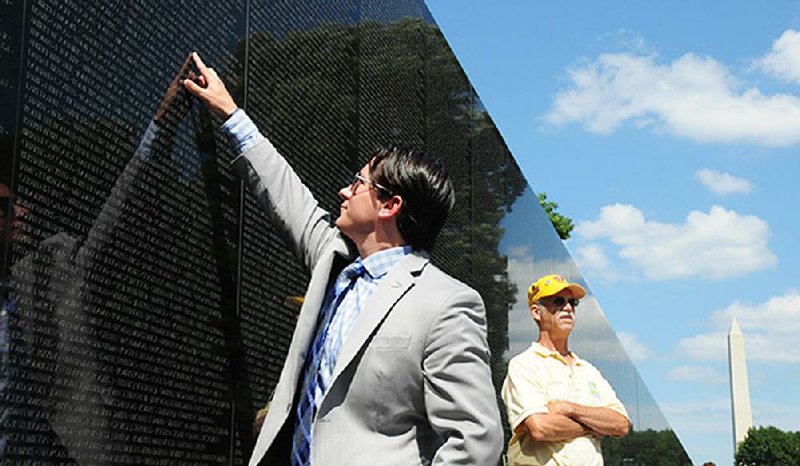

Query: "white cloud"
<box><xmin>661</xmin><ymin>398</ymin><xmax>731</xmax><ymax>435</ymax></box>
<box><xmin>756</xmin><ymin>29</ymin><xmax>800</xmax><ymax>83</ymax></box>
<box><xmin>575</xmin><ymin>204</ymin><xmax>775</xmax><ymax>280</ymax></box>
<box><xmin>753</xmin><ymin>401</ymin><xmax>800</xmax><ymax>431</ymax></box>
<box><xmin>575</xmin><ymin>244</ymin><xmax>611</xmax><ymax>270</ymax></box>
<box><xmin>590</xmin><ymin>29</ymin><xmax>654</xmax><ymax>55</ymax></box>
<box><xmin>667</xmin><ymin>365</ymin><xmax>727</xmax><ymax>384</ymax></box>
<box><xmin>710</xmin><ymin>289</ymin><xmax>800</xmax><ymax>334</ymax></box>
<box><xmin>544</xmin><ymin>48</ymin><xmax>800</xmax><ymax>147</ymax></box>
<box><xmin>675</xmin><ymin>332</ymin><xmax>727</xmax><ymax>361</ymax></box>
<box><xmin>695</xmin><ymin>168</ymin><xmax>753</xmax><ymax>195</ymax></box>
<box><xmin>573</xmin><ymin>244</ymin><xmax>621</xmax><ymax>283</ymax></box>
<box><xmin>616</xmin><ymin>331</ymin><xmax>649</xmax><ymax>360</ymax></box>
<box><xmin>677</xmin><ymin>290</ymin><xmax>800</xmax><ymax>363</ymax></box>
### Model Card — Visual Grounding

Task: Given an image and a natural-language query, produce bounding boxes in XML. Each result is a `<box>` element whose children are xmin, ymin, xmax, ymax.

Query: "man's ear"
<box><xmin>530</xmin><ymin>304</ymin><xmax>541</xmax><ymax>323</ymax></box>
<box><xmin>378</xmin><ymin>195</ymin><xmax>403</xmax><ymax>220</ymax></box>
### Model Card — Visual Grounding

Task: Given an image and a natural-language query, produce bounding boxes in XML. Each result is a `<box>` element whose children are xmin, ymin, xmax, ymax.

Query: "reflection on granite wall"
<box><xmin>0</xmin><ymin>0</ymin><xmax>690</xmax><ymax>463</ymax></box>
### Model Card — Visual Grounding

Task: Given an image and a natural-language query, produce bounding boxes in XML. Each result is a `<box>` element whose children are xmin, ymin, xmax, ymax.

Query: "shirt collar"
<box><xmin>360</xmin><ymin>245</ymin><xmax>412</xmax><ymax>279</ymax></box>
<box><xmin>530</xmin><ymin>341</ymin><xmax>584</xmax><ymax>366</ymax></box>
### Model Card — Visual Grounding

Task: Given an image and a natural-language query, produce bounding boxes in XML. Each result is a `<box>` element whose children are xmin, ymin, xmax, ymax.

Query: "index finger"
<box><xmin>191</xmin><ymin>52</ymin><xmax>212</xmax><ymax>80</ymax></box>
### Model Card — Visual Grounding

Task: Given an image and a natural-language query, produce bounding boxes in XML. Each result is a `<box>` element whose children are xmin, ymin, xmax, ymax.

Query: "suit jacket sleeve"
<box><xmin>422</xmin><ymin>287</ymin><xmax>504</xmax><ymax>466</ymax></box>
<box><xmin>232</xmin><ymin>137</ymin><xmax>342</xmax><ymax>272</ymax></box>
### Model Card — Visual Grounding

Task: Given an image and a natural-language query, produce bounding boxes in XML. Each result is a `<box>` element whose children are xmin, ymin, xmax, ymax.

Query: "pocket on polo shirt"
<box><xmin>545</xmin><ymin>380</ymin><xmax>572</xmax><ymax>402</ymax></box>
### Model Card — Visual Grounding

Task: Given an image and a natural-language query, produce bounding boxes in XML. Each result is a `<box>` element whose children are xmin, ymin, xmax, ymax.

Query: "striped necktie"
<box><xmin>290</xmin><ymin>260</ymin><xmax>365</xmax><ymax>466</ymax></box>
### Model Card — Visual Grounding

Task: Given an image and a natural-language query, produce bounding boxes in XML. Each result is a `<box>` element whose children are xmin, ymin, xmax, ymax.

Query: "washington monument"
<box><xmin>728</xmin><ymin>318</ymin><xmax>753</xmax><ymax>450</ymax></box>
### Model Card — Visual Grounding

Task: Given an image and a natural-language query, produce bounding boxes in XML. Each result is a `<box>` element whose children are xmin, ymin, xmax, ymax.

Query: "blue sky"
<box><xmin>426</xmin><ymin>1</ymin><xmax>800</xmax><ymax>464</ymax></box>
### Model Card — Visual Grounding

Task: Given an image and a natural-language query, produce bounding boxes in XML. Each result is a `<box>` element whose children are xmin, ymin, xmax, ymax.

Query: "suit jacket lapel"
<box><xmin>285</xmin><ymin>243</ymin><xmax>354</xmax><ymax>396</ymax></box>
<box><xmin>327</xmin><ymin>251</ymin><xmax>429</xmax><ymax>390</ymax></box>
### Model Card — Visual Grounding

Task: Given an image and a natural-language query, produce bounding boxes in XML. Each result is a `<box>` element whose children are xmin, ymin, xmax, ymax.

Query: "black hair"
<box><xmin>369</xmin><ymin>144</ymin><xmax>455</xmax><ymax>251</ymax></box>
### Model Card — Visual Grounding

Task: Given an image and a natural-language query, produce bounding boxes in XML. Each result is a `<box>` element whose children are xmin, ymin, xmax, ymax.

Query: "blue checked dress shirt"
<box><xmin>318</xmin><ymin>246</ymin><xmax>411</xmax><ymax>401</ymax></box>
<box><xmin>223</xmin><ymin>108</ymin><xmax>265</xmax><ymax>155</ymax></box>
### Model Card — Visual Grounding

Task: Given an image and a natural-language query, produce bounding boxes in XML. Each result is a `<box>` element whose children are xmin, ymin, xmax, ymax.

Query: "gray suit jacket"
<box><xmin>236</xmin><ymin>138</ymin><xmax>503</xmax><ymax>466</ymax></box>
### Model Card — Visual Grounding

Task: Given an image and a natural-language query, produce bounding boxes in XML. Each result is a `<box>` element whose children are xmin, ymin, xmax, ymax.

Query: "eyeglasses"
<box><xmin>350</xmin><ymin>173</ymin><xmax>392</xmax><ymax>196</ymax></box>
<box><xmin>540</xmin><ymin>296</ymin><xmax>580</xmax><ymax>310</ymax></box>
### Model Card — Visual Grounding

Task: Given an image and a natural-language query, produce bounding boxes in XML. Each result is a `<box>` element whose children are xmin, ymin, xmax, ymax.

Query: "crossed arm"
<box><xmin>517</xmin><ymin>400</ymin><xmax>630</xmax><ymax>442</ymax></box>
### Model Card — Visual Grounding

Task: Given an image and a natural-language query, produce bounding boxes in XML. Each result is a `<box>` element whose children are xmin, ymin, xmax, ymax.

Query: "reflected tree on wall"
<box><xmin>601</xmin><ymin>428</ymin><xmax>693</xmax><ymax>465</ymax></box>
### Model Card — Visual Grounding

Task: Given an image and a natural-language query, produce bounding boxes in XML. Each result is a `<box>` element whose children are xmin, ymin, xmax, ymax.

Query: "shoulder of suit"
<box><xmin>417</xmin><ymin>260</ymin><xmax>469</xmax><ymax>286</ymax></box>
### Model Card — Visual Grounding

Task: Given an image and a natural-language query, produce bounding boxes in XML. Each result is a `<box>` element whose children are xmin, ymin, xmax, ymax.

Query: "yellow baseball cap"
<box><xmin>527</xmin><ymin>274</ymin><xmax>586</xmax><ymax>308</ymax></box>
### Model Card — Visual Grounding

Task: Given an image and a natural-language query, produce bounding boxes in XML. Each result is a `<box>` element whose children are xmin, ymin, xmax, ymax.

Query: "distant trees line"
<box><xmin>735</xmin><ymin>426</ymin><xmax>800</xmax><ymax>466</ymax></box>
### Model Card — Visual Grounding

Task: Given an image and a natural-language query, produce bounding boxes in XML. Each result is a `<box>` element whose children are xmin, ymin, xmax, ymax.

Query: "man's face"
<box><xmin>335</xmin><ymin>162</ymin><xmax>383</xmax><ymax>241</ymax></box>
<box><xmin>0</xmin><ymin>183</ymin><xmax>29</xmax><ymax>245</ymax></box>
<box><xmin>532</xmin><ymin>289</ymin><xmax>578</xmax><ymax>336</ymax></box>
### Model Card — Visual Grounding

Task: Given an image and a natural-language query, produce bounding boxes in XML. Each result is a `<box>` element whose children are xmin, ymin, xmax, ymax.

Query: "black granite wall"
<box><xmin>0</xmin><ymin>1</ymin><xmax>525</xmax><ymax>463</ymax></box>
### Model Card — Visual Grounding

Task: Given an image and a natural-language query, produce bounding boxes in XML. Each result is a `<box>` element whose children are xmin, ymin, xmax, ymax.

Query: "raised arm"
<box><xmin>183</xmin><ymin>52</ymin><xmax>344</xmax><ymax>271</ymax></box>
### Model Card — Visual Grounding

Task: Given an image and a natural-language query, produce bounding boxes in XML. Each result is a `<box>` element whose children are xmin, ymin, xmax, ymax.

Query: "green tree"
<box><xmin>735</xmin><ymin>426</ymin><xmax>800</xmax><ymax>466</ymax></box>
<box><xmin>537</xmin><ymin>192</ymin><xmax>574</xmax><ymax>240</ymax></box>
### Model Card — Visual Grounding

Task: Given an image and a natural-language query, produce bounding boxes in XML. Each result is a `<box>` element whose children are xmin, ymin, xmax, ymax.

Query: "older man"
<box><xmin>502</xmin><ymin>274</ymin><xmax>630</xmax><ymax>465</ymax></box>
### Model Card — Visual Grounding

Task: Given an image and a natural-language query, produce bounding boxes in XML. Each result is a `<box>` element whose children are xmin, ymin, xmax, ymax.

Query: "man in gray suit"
<box><xmin>184</xmin><ymin>53</ymin><xmax>503</xmax><ymax>466</ymax></box>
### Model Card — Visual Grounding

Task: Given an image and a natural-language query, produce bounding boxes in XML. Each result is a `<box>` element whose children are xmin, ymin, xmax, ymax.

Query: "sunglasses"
<box><xmin>541</xmin><ymin>296</ymin><xmax>580</xmax><ymax>309</ymax></box>
<box><xmin>350</xmin><ymin>173</ymin><xmax>392</xmax><ymax>196</ymax></box>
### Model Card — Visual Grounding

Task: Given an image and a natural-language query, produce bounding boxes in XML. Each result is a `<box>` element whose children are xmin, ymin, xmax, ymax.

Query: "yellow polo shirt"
<box><xmin>501</xmin><ymin>342</ymin><xmax>629</xmax><ymax>466</ymax></box>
